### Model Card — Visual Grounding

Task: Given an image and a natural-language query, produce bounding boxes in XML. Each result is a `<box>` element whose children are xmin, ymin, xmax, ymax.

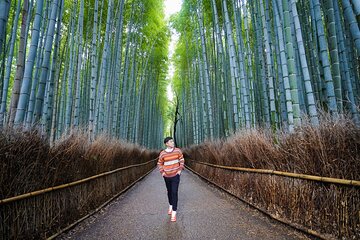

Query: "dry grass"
<box><xmin>185</xmin><ymin>116</ymin><xmax>360</xmax><ymax>180</ymax></box>
<box><xmin>0</xmin><ymin>127</ymin><xmax>158</xmax><ymax>239</ymax></box>
<box><xmin>0</xmin><ymin>128</ymin><xmax>158</xmax><ymax>199</ymax></box>
<box><xmin>184</xmin><ymin>116</ymin><xmax>360</xmax><ymax>239</ymax></box>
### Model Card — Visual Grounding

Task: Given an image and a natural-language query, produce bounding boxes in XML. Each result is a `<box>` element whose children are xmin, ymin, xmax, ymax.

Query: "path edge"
<box><xmin>47</xmin><ymin>167</ymin><xmax>156</xmax><ymax>240</ymax></box>
<box><xmin>185</xmin><ymin>166</ymin><xmax>335</xmax><ymax>240</ymax></box>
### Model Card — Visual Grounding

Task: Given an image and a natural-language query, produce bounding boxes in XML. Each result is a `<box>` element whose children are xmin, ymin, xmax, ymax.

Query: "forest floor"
<box><xmin>57</xmin><ymin>169</ymin><xmax>312</xmax><ymax>240</ymax></box>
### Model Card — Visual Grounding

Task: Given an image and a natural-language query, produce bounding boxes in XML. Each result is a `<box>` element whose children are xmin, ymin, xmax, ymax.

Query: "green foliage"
<box><xmin>1</xmin><ymin>0</ymin><xmax>173</xmax><ymax>147</ymax></box>
<box><xmin>170</xmin><ymin>1</ymin><xmax>197</xmax><ymax>97</ymax></box>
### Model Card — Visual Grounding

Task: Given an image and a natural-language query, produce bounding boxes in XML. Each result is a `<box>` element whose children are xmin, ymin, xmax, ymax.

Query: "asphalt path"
<box><xmin>57</xmin><ymin>168</ymin><xmax>311</xmax><ymax>240</ymax></box>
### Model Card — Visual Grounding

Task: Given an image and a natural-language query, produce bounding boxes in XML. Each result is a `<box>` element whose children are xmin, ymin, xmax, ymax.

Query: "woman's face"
<box><xmin>166</xmin><ymin>139</ymin><xmax>175</xmax><ymax>148</ymax></box>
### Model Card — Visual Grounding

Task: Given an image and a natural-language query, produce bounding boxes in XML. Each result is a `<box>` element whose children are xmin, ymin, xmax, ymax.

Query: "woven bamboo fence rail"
<box><xmin>0</xmin><ymin>158</ymin><xmax>157</xmax><ymax>239</ymax></box>
<box><xmin>187</xmin><ymin>159</ymin><xmax>360</xmax><ymax>187</ymax></box>
<box><xmin>186</xmin><ymin>158</ymin><xmax>359</xmax><ymax>240</ymax></box>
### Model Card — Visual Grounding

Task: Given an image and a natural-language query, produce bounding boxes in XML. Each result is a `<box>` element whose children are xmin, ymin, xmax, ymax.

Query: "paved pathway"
<box><xmin>58</xmin><ymin>169</ymin><xmax>311</xmax><ymax>240</ymax></box>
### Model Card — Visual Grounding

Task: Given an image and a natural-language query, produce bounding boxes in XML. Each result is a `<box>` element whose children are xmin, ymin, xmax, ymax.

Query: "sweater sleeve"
<box><xmin>178</xmin><ymin>149</ymin><xmax>185</xmax><ymax>170</ymax></box>
<box><xmin>157</xmin><ymin>152</ymin><xmax>165</xmax><ymax>173</ymax></box>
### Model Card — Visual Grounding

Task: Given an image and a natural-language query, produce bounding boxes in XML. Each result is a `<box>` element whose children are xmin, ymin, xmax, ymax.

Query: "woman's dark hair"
<box><xmin>163</xmin><ymin>137</ymin><xmax>173</xmax><ymax>144</ymax></box>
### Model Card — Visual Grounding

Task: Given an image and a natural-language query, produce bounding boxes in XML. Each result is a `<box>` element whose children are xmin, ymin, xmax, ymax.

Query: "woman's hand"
<box><xmin>162</xmin><ymin>172</ymin><xmax>165</xmax><ymax>177</ymax></box>
<box><xmin>177</xmin><ymin>170</ymin><xmax>181</xmax><ymax>175</ymax></box>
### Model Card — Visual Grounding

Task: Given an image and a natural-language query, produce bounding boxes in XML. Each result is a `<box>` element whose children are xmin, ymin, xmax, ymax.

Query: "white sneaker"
<box><xmin>168</xmin><ymin>205</ymin><xmax>172</xmax><ymax>215</ymax></box>
<box><xmin>171</xmin><ymin>211</ymin><xmax>177</xmax><ymax>222</ymax></box>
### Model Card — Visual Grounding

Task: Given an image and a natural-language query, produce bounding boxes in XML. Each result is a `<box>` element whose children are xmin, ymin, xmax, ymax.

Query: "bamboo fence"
<box><xmin>186</xmin><ymin>159</ymin><xmax>360</xmax><ymax>239</ymax></box>
<box><xmin>187</xmin><ymin>159</ymin><xmax>360</xmax><ymax>186</ymax></box>
<box><xmin>0</xmin><ymin>159</ymin><xmax>157</xmax><ymax>239</ymax></box>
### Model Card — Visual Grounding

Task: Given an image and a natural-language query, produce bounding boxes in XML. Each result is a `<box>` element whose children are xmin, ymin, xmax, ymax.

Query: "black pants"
<box><xmin>163</xmin><ymin>174</ymin><xmax>180</xmax><ymax>211</ymax></box>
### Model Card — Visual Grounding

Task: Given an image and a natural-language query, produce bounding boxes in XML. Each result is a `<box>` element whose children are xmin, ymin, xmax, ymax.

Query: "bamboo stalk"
<box><xmin>0</xmin><ymin>159</ymin><xmax>157</xmax><ymax>205</ymax></box>
<box><xmin>186</xmin><ymin>159</ymin><xmax>360</xmax><ymax>187</ymax></box>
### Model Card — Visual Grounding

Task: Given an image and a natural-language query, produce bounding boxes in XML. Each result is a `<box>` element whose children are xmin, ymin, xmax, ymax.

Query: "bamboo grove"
<box><xmin>171</xmin><ymin>0</ymin><xmax>360</xmax><ymax>146</ymax></box>
<box><xmin>0</xmin><ymin>0</ymin><xmax>169</xmax><ymax>148</ymax></box>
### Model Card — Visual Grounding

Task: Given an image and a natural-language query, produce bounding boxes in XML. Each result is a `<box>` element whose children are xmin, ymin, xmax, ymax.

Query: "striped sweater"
<box><xmin>158</xmin><ymin>148</ymin><xmax>185</xmax><ymax>177</ymax></box>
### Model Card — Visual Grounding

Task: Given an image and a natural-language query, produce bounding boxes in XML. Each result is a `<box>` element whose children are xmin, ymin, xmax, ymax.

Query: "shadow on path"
<box><xmin>57</xmin><ymin>169</ymin><xmax>311</xmax><ymax>240</ymax></box>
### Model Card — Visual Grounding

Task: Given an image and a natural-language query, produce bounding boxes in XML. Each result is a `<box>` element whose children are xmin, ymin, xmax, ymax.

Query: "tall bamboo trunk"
<box><xmin>290</xmin><ymin>0</ymin><xmax>319</xmax><ymax>125</ymax></box>
<box><xmin>96</xmin><ymin>0</ymin><xmax>113</xmax><ymax>134</ymax></box>
<box><xmin>64</xmin><ymin>4</ymin><xmax>77</xmax><ymax>130</ymax></box>
<box><xmin>197</xmin><ymin>0</ymin><xmax>214</xmax><ymax>139</ymax></box>
<box><xmin>280</xmin><ymin>0</ymin><xmax>301</xmax><ymax>127</ymax></box>
<box><xmin>89</xmin><ymin>0</ymin><xmax>99</xmax><ymax>140</ymax></box>
<box><xmin>324</xmin><ymin>0</ymin><xmax>343</xmax><ymax>111</ymax></box>
<box><xmin>311</xmin><ymin>0</ymin><xmax>338</xmax><ymax>117</ymax></box>
<box><xmin>14</xmin><ymin>0</ymin><xmax>44</xmax><ymax>125</ymax></box>
<box><xmin>33</xmin><ymin>0</ymin><xmax>60</xmax><ymax>124</ymax></box>
<box><xmin>74</xmin><ymin>0</ymin><xmax>84</xmax><ymax>127</ymax></box>
<box><xmin>0</xmin><ymin>0</ymin><xmax>22</xmax><ymax>126</ymax></box>
<box><xmin>222</xmin><ymin>0</ymin><xmax>239</xmax><ymax>132</ymax></box>
<box><xmin>273</xmin><ymin>0</ymin><xmax>294</xmax><ymax>131</ymax></box>
<box><xmin>111</xmin><ymin>0</ymin><xmax>125</xmax><ymax>135</ymax></box>
<box><xmin>341</xmin><ymin>0</ymin><xmax>360</xmax><ymax>55</ymax></box>
<box><xmin>42</xmin><ymin>0</ymin><xmax>64</xmax><ymax>134</ymax></box>
<box><xmin>233</xmin><ymin>0</ymin><xmax>250</xmax><ymax>128</ymax></box>
<box><xmin>0</xmin><ymin>0</ymin><xmax>10</xmax><ymax>59</ymax></box>
<box><xmin>7</xmin><ymin>0</ymin><xmax>29</xmax><ymax>126</ymax></box>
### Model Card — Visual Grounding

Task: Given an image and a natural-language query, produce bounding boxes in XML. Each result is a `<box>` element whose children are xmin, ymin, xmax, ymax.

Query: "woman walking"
<box><xmin>157</xmin><ymin>137</ymin><xmax>185</xmax><ymax>222</ymax></box>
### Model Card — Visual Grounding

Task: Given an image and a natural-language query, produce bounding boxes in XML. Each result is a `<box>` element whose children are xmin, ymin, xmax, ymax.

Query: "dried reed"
<box><xmin>184</xmin><ymin>116</ymin><xmax>360</xmax><ymax>239</ymax></box>
<box><xmin>0</xmin><ymin>128</ymin><xmax>158</xmax><ymax>239</ymax></box>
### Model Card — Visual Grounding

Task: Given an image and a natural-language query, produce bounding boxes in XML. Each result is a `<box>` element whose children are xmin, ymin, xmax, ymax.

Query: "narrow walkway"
<box><xmin>58</xmin><ymin>169</ymin><xmax>311</xmax><ymax>240</ymax></box>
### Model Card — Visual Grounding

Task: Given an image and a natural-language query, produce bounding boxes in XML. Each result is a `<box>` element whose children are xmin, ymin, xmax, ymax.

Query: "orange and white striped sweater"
<box><xmin>158</xmin><ymin>148</ymin><xmax>185</xmax><ymax>177</ymax></box>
